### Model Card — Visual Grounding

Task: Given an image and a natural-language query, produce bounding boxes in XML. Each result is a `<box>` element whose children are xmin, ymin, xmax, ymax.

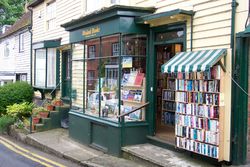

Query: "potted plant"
<box><xmin>32</xmin><ymin>108</ymin><xmax>40</xmax><ymax>124</ymax></box>
<box><xmin>52</xmin><ymin>98</ymin><xmax>63</xmax><ymax>106</ymax></box>
<box><xmin>38</xmin><ymin>107</ymin><xmax>49</xmax><ymax>118</ymax></box>
<box><xmin>44</xmin><ymin>101</ymin><xmax>54</xmax><ymax>111</ymax></box>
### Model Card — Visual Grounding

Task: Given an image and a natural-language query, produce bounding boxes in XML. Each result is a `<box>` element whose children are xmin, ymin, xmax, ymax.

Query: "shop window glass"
<box><xmin>85</xmin><ymin>38</ymin><xmax>100</xmax><ymax>116</ymax></box>
<box><xmin>35</xmin><ymin>49</ymin><xmax>46</xmax><ymax>87</ymax></box>
<box><xmin>100</xmin><ymin>35</ymin><xmax>119</xmax><ymax>120</ymax></box>
<box><xmin>155</xmin><ymin>30</ymin><xmax>184</xmax><ymax>42</ymax></box>
<box><xmin>83</xmin><ymin>34</ymin><xmax>147</xmax><ymax>122</ymax></box>
<box><xmin>122</xmin><ymin>34</ymin><xmax>147</xmax><ymax>56</ymax></box>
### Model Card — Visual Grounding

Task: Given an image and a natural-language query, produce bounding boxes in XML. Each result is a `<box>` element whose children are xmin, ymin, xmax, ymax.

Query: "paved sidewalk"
<box><xmin>21</xmin><ymin>128</ymin><xmax>144</xmax><ymax>167</ymax></box>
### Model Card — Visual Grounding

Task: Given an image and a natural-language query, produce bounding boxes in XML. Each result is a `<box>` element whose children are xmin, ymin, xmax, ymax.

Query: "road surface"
<box><xmin>0</xmin><ymin>135</ymin><xmax>82</xmax><ymax>167</ymax></box>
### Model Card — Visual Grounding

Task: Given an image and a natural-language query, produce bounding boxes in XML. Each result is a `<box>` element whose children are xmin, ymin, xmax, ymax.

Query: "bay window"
<box><xmin>35</xmin><ymin>48</ymin><xmax>57</xmax><ymax>88</ymax></box>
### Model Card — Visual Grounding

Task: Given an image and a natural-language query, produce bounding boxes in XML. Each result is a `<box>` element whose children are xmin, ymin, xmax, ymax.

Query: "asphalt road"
<box><xmin>0</xmin><ymin>135</ymin><xmax>82</xmax><ymax>167</ymax></box>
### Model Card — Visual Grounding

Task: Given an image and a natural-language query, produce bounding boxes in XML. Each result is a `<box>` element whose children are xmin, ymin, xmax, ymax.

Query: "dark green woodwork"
<box><xmin>62</xmin><ymin>5</ymin><xmax>155</xmax><ymax>30</ymax></box>
<box><xmin>146</xmin><ymin>23</ymin><xmax>186</xmax><ymax>136</ymax></box>
<box><xmin>33</xmin><ymin>39</ymin><xmax>61</xmax><ymax>49</ymax></box>
<box><xmin>232</xmin><ymin>36</ymin><xmax>249</xmax><ymax>165</ymax></box>
<box><xmin>56</xmin><ymin>49</ymin><xmax>60</xmax><ymax>86</ymax></box>
<box><xmin>69</xmin><ymin>111</ymin><xmax>148</xmax><ymax>156</ymax></box>
<box><xmin>68</xmin><ymin>17</ymin><xmax>149</xmax><ymax>43</ymax></box>
<box><xmin>61</xmin><ymin>50</ymin><xmax>71</xmax><ymax>99</ymax></box>
<box><xmin>62</xmin><ymin>5</ymin><xmax>154</xmax><ymax>43</ymax></box>
<box><xmin>135</xmin><ymin>9</ymin><xmax>194</xmax><ymax>24</ymax></box>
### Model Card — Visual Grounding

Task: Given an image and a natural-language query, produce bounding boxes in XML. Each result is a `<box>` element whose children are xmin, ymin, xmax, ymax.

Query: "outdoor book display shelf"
<box><xmin>162</xmin><ymin>65</ymin><xmax>227</xmax><ymax>160</ymax></box>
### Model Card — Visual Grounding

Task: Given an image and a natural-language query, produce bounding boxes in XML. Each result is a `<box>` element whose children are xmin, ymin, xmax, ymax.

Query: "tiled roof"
<box><xmin>0</xmin><ymin>11</ymin><xmax>31</xmax><ymax>39</ymax></box>
<box><xmin>28</xmin><ymin>0</ymin><xmax>44</xmax><ymax>8</ymax></box>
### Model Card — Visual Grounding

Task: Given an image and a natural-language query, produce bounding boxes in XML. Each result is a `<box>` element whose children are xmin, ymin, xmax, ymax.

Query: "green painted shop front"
<box><xmin>62</xmin><ymin>6</ymin><xmax>156</xmax><ymax>156</ymax></box>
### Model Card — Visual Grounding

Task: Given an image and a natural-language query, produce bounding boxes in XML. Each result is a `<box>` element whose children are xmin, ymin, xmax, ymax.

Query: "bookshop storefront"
<box><xmin>62</xmin><ymin>5</ymin><xmax>232</xmax><ymax>162</ymax></box>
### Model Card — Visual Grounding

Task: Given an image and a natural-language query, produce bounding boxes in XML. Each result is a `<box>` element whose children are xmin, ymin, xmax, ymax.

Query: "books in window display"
<box><xmin>123</xmin><ymin>105</ymin><xmax>141</xmax><ymax>120</ymax></box>
<box><xmin>122</xmin><ymin>90</ymin><xmax>142</xmax><ymax>102</ymax></box>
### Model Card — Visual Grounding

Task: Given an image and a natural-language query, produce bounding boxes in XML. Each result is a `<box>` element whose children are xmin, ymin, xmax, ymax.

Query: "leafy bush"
<box><xmin>6</xmin><ymin>102</ymin><xmax>34</xmax><ymax>120</ymax></box>
<box><xmin>0</xmin><ymin>82</ymin><xmax>33</xmax><ymax>115</ymax></box>
<box><xmin>0</xmin><ymin>115</ymin><xmax>15</xmax><ymax>133</ymax></box>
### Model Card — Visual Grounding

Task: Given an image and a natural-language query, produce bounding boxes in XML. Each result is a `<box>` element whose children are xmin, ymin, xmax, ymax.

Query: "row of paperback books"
<box><xmin>175</xmin><ymin>65</ymin><xmax>221</xmax><ymax>80</ymax></box>
<box><xmin>176</xmin><ymin>80</ymin><xmax>220</xmax><ymax>93</ymax></box>
<box><xmin>162</xmin><ymin>112</ymin><xmax>175</xmax><ymax>125</ymax></box>
<box><xmin>122</xmin><ymin>90</ymin><xmax>142</xmax><ymax>102</ymax></box>
<box><xmin>176</xmin><ymin>103</ymin><xmax>219</xmax><ymax>119</ymax></box>
<box><xmin>176</xmin><ymin>114</ymin><xmax>219</xmax><ymax>132</ymax></box>
<box><xmin>163</xmin><ymin>90</ymin><xmax>175</xmax><ymax>100</ymax></box>
<box><xmin>176</xmin><ymin>137</ymin><xmax>219</xmax><ymax>159</ymax></box>
<box><xmin>162</xmin><ymin>101</ymin><xmax>176</xmax><ymax>111</ymax></box>
<box><xmin>176</xmin><ymin>91</ymin><xmax>219</xmax><ymax>106</ymax></box>
<box><xmin>167</xmin><ymin>79</ymin><xmax>175</xmax><ymax>90</ymax></box>
<box><xmin>176</xmin><ymin>125</ymin><xmax>219</xmax><ymax>145</ymax></box>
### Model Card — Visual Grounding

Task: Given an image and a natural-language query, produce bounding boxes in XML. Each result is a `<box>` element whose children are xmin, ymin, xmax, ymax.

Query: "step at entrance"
<box><xmin>122</xmin><ymin>144</ymin><xmax>214</xmax><ymax>167</ymax></box>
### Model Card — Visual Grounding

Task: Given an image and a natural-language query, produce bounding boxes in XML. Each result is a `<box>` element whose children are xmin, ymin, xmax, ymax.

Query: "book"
<box><xmin>127</xmin><ymin>72</ymin><xmax>137</xmax><ymax>86</ymax></box>
<box><xmin>122</xmin><ymin>73</ymin><xmax>130</xmax><ymax>86</ymax></box>
<box><xmin>134</xmin><ymin>73</ymin><xmax>144</xmax><ymax>86</ymax></box>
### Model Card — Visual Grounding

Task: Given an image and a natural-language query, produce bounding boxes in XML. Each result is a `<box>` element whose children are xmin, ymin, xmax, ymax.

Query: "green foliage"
<box><xmin>0</xmin><ymin>0</ymin><xmax>32</xmax><ymax>26</ymax></box>
<box><xmin>32</xmin><ymin>107</ymin><xmax>48</xmax><ymax>114</ymax></box>
<box><xmin>0</xmin><ymin>115</ymin><xmax>15</xmax><ymax>133</ymax></box>
<box><xmin>6</xmin><ymin>102</ymin><xmax>34</xmax><ymax>120</ymax></box>
<box><xmin>0</xmin><ymin>82</ymin><xmax>34</xmax><ymax>115</ymax></box>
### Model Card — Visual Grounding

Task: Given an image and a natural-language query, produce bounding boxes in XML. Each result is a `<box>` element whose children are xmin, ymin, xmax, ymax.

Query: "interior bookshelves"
<box><xmin>162</xmin><ymin>65</ymin><xmax>227</xmax><ymax>160</ymax></box>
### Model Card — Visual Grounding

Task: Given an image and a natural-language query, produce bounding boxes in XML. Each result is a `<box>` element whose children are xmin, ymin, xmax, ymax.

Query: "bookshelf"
<box><xmin>173</xmin><ymin>65</ymin><xmax>223</xmax><ymax>159</ymax></box>
<box><xmin>121</xmin><ymin>73</ymin><xmax>146</xmax><ymax>121</ymax></box>
<box><xmin>161</xmin><ymin>75</ymin><xmax>176</xmax><ymax>126</ymax></box>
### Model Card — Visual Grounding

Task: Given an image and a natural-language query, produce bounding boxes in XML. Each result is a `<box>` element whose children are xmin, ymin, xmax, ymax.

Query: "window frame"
<box><xmin>4</xmin><ymin>42</ymin><xmax>10</xmax><ymax>57</ymax></box>
<box><xmin>112</xmin><ymin>42</ymin><xmax>119</xmax><ymax>56</ymax></box>
<box><xmin>46</xmin><ymin>1</ymin><xmax>56</xmax><ymax>31</ymax></box>
<box><xmin>19</xmin><ymin>33</ymin><xmax>24</xmax><ymax>52</ymax></box>
<box><xmin>34</xmin><ymin>48</ymin><xmax>59</xmax><ymax>88</ymax></box>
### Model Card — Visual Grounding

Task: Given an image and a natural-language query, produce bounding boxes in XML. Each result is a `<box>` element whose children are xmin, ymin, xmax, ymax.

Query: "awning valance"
<box><xmin>161</xmin><ymin>49</ymin><xmax>227</xmax><ymax>73</ymax></box>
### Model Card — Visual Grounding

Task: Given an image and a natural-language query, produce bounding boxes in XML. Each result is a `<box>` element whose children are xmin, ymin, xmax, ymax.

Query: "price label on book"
<box><xmin>219</xmin><ymin>93</ymin><xmax>225</xmax><ymax>106</ymax></box>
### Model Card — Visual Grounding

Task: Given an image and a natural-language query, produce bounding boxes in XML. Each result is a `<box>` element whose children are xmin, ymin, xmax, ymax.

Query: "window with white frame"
<box><xmin>46</xmin><ymin>1</ymin><xmax>56</xmax><ymax>30</ymax></box>
<box><xmin>4</xmin><ymin>42</ymin><xmax>9</xmax><ymax>57</ymax></box>
<box><xmin>19</xmin><ymin>33</ymin><xmax>24</xmax><ymax>52</ymax></box>
<box><xmin>35</xmin><ymin>48</ymin><xmax>57</xmax><ymax>88</ymax></box>
<box><xmin>112</xmin><ymin>43</ymin><xmax>119</xmax><ymax>56</ymax></box>
<box><xmin>35</xmin><ymin>49</ymin><xmax>46</xmax><ymax>87</ymax></box>
<box><xmin>88</xmin><ymin>45</ymin><xmax>96</xmax><ymax>58</ymax></box>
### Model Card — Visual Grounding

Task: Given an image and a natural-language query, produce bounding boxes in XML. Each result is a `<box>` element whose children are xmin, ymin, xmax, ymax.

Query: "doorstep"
<box><xmin>122</xmin><ymin>143</ymin><xmax>216</xmax><ymax>167</ymax></box>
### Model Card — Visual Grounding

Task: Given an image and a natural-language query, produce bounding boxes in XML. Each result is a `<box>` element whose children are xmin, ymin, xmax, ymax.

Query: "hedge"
<box><xmin>0</xmin><ymin>82</ymin><xmax>33</xmax><ymax>115</ymax></box>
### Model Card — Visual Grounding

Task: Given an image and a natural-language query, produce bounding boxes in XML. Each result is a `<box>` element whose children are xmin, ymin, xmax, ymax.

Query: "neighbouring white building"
<box><xmin>0</xmin><ymin>12</ymin><xmax>31</xmax><ymax>86</ymax></box>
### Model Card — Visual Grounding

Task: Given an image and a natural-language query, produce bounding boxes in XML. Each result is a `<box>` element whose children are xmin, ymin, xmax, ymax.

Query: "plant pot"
<box><xmin>54</xmin><ymin>100</ymin><xmax>63</xmax><ymax>106</ymax></box>
<box><xmin>46</xmin><ymin>105</ymin><xmax>54</xmax><ymax>111</ymax></box>
<box><xmin>39</xmin><ymin>112</ymin><xmax>49</xmax><ymax>118</ymax></box>
<box><xmin>32</xmin><ymin>117</ymin><xmax>40</xmax><ymax>124</ymax></box>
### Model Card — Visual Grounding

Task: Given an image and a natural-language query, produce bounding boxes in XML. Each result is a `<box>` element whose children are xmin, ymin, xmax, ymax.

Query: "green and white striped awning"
<box><xmin>161</xmin><ymin>49</ymin><xmax>227</xmax><ymax>73</ymax></box>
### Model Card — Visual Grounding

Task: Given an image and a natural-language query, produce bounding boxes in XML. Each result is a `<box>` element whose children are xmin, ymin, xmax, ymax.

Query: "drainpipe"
<box><xmin>190</xmin><ymin>14</ymin><xmax>194</xmax><ymax>51</ymax></box>
<box><xmin>231</xmin><ymin>0</ymin><xmax>238</xmax><ymax>164</ymax></box>
<box><xmin>28</xmin><ymin>7</ymin><xmax>33</xmax><ymax>86</ymax></box>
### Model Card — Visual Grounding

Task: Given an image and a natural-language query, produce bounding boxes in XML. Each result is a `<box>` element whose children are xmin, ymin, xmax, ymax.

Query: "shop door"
<box><xmin>155</xmin><ymin>44</ymin><xmax>183</xmax><ymax>145</ymax></box>
<box><xmin>61</xmin><ymin>50</ymin><xmax>71</xmax><ymax>100</ymax></box>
